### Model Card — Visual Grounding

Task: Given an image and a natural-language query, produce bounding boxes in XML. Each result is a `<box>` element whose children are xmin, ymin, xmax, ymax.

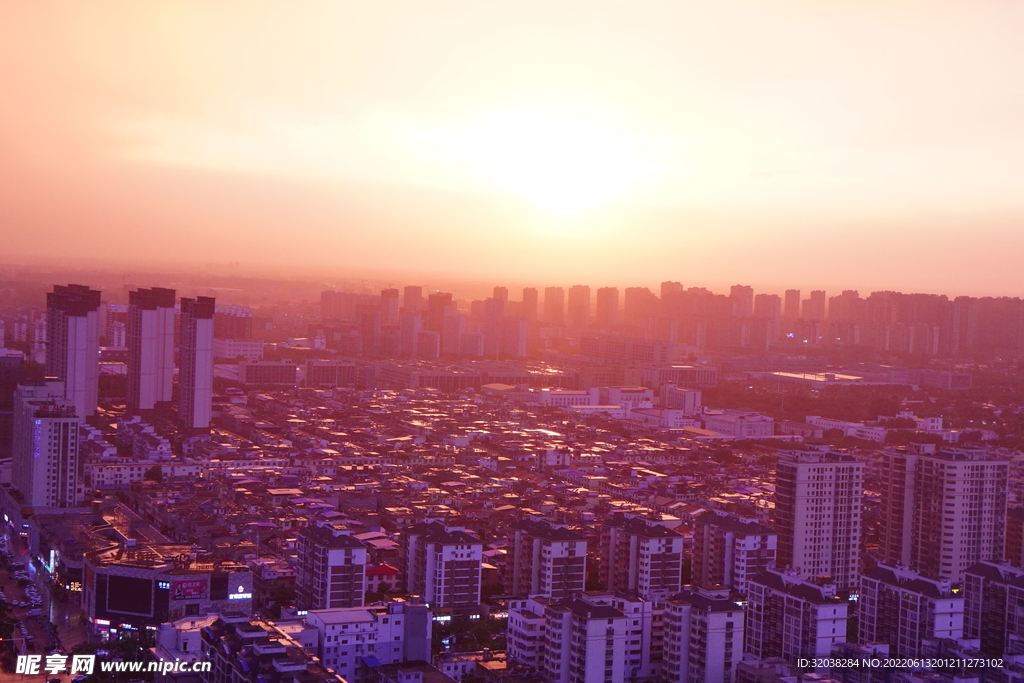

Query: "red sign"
<box><xmin>171</xmin><ymin>579</ymin><xmax>207</xmax><ymax>600</ymax></box>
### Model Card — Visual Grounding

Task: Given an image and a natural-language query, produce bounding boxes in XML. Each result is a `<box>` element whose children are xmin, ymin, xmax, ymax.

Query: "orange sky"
<box><xmin>3</xmin><ymin>1</ymin><xmax>1024</xmax><ymax>296</ymax></box>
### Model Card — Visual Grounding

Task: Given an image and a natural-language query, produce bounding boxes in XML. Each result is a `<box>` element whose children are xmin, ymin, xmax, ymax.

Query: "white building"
<box><xmin>296</xmin><ymin>523</ymin><xmax>369</xmax><ymax>610</ymax></box>
<box><xmin>805</xmin><ymin>415</ymin><xmax>887</xmax><ymax>442</ymax></box>
<box><xmin>213</xmin><ymin>337</ymin><xmax>265</xmax><ymax>361</ymax></box>
<box><xmin>403</xmin><ymin>523</ymin><xmax>482</xmax><ymax>608</ymax></box>
<box><xmin>773</xmin><ymin>451</ymin><xmax>863</xmax><ymax>591</ymax></box>
<box><xmin>179</xmin><ymin>296</ymin><xmax>215</xmax><ymax>429</ymax></box>
<box><xmin>12</xmin><ymin>381</ymin><xmax>82</xmax><ymax>508</ymax></box>
<box><xmin>859</xmin><ymin>564</ymin><xmax>963</xmax><ymax>656</ymax></box>
<box><xmin>662</xmin><ymin>586</ymin><xmax>744</xmax><ymax>683</ymax></box>
<box><xmin>46</xmin><ymin>284</ymin><xmax>101</xmax><ymax>418</ymax></box>
<box><xmin>510</xmin><ymin>518</ymin><xmax>587</xmax><ymax>600</ymax></box>
<box><xmin>126</xmin><ymin>287</ymin><xmax>176</xmax><ymax>412</ymax></box>
<box><xmin>534</xmin><ymin>388</ymin><xmax>600</xmax><ymax>407</ymax></box>
<box><xmin>660</xmin><ymin>384</ymin><xmax>702</xmax><ymax>415</ymax></box>
<box><xmin>703</xmin><ymin>410</ymin><xmax>774</xmax><ymax>438</ymax></box>
<box><xmin>305</xmin><ymin>602</ymin><xmax>432</xmax><ymax>683</ymax></box>
<box><xmin>508</xmin><ymin>592</ymin><xmax>661</xmax><ymax>683</ymax></box>
<box><xmin>879</xmin><ymin>449</ymin><xmax>1008</xmax><ymax>583</ymax></box>
<box><xmin>745</xmin><ymin>569</ymin><xmax>850</xmax><ymax>668</ymax></box>
<box><xmin>692</xmin><ymin>511</ymin><xmax>777</xmax><ymax>594</ymax></box>
<box><xmin>603</xmin><ymin>386</ymin><xmax>654</xmax><ymax>410</ymax></box>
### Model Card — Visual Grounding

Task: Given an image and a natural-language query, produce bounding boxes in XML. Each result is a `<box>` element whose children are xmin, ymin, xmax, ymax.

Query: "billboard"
<box><xmin>171</xmin><ymin>579</ymin><xmax>208</xmax><ymax>601</ymax></box>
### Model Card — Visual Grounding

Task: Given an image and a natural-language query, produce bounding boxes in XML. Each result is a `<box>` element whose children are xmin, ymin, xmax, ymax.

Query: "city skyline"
<box><xmin>5</xmin><ymin>2</ymin><xmax>1024</xmax><ymax>294</ymax></box>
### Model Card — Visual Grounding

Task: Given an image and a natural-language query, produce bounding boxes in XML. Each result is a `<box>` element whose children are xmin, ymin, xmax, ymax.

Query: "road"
<box><xmin>1</xmin><ymin>531</ymin><xmax>90</xmax><ymax>681</ymax></box>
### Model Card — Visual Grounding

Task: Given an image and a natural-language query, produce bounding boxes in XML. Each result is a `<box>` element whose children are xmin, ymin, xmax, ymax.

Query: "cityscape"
<box><xmin>0</xmin><ymin>273</ymin><xmax>1024</xmax><ymax>683</ymax></box>
<box><xmin>5</xmin><ymin>2</ymin><xmax>1024</xmax><ymax>683</ymax></box>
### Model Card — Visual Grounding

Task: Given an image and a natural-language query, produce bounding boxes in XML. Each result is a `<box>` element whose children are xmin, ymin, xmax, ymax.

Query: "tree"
<box><xmin>144</xmin><ymin>465</ymin><xmax>163</xmax><ymax>483</ymax></box>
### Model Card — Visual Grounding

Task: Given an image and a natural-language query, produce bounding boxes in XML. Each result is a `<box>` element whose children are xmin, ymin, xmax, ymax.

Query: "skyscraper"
<box><xmin>594</xmin><ymin>287</ymin><xmax>619</xmax><ymax>328</ymax></box>
<box><xmin>730</xmin><ymin>285</ymin><xmax>754</xmax><ymax>318</ymax></box>
<box><xmin>179</xmin><ymin>296</ymin><xmax>215</xmax><ymax>430</ymax></box>
<box><xmin>521</xmin><ymin>287</ymin><xmax>539</xmax><ymax>322</ymax></box>
<box><xmin>783</xmin><ymin>289</ymin><xmax>801</xmax><ymax>319</ymax></box>
<box><xmin>624</xmin><ymin>287</ymin><xmax>658</xmax><ymax>330</ymax></box>
<box><xmin>127</xmin><ymin>287</ymin><xmax>176</xmax><ymax>412</ymax></box>
<box><xmin>879</xmin><ymin>449</ymin><xmax>1008</xmax><ymax>582</ymax></box>
<box><xmin>773</xmin><ymin>451</ymin><xmax>863</xmax><ymax>591</ymax></box>
<box><xmin>403</xmin><ymin>285</ymin><xmax>424</xmax><ymax>312</ymax></box>
<box><xmin>46</xmin><ymin>284</ymin><xmax>101</xmax><ymax>418</ymax></box>
<box><xmin>567</xmin><ymin>285</ymin><xmax>591</xmax><ymax>327</ymax></box>
<box><xmin>802</xmin><ymin>290</ymin><xmax>827</xmax><ymax>320</ymax></box>
<box><xmin>380</xmin><ymin>288</ymin><xmax>400</xmax><ymax>325</ymax></box>
<box><xmin>543</xmin><ymin>287</ymin><xmax>564</xmax><ymax>326</ymax></box>
<box><xmin>12</xmin><ymin>381</ymin><xmax>81</xmax><ymax>508</ymax></box>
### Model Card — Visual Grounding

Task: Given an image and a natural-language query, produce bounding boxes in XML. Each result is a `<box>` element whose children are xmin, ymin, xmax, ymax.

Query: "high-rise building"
<box><xmin>1006</xmin><ymin>507</ymin><xmax>1024</xmax><ymax>568</ymax></box>
<box><xmin>12</xmin><ymin>381</ymin><xmax>81</xmax><ymax>508</ymax></box>
<box><xmin>403</xmin><ymin>522</ymin><xmax>482</xmax><ymax>608</ymax></box>
<box><xmin>380</xmin><ymin>288</ymin><xmax>400</xmax><ymax>326</ymax></box>
<box><xmin>425</xmin><ymin>292</ymin><xmax>454</xmax><ymax>334</ymax></box>
<box><xmin>403</xmin><ymin>285</ymin><xmax>424</xmax><ymax>312</ymax></box>
<box><xmin>962</xmin><ymin>561</ymin><xmax>1024</xmax><ymax>656</ymax></box>
<box><xmin>399</xmin><ymin>310</ymin><xmax>423</xmax><ymax>357</ymax></box>
<box><xmin>46</xmin><ymin>284</ymin><xmax>101</xmax><ymax>418</ymax></box>
<box><xmin>508</xmin><ymin>592</ymin><xmax>661</xmax><ymax>683</ymax></box>
<box><xmin>595</xmin><ymin>287</ymin><xmax>620</xmax><ymax>328</ymax></box>
<box><xmin>543</xmin><ymin>287</ymin><xmax>565</xmax><ymax>326</ymax></box>
<box><xmin>0</xmin><ymin>350</ymin><xmax>26</xmax><ymax>460</ymax></box>
<box><xmin>773</xmin><ymin>451</ymin><xmax>863</xmax><ymax>591</ymax></box>
<box><xmin>567</xmin><ymin>285</ymin><xmax>591</xmax><ymax>327</ymax></box>
<box><xmin>502</xmin><ymin>317</ymin><xmax>527</xmax><ymax>358</ymax></box>
<box><xmin>521</xmin><ymin>287</ymin><xmax>539</xmax><ymax>322</ymax></box>
<box><xmin>510</xmin><ymin>518</ymin><xmax>587</xmax><ymax>600</ymax></box>
<box><xmin>179</xmin><ymin>296</ymin><xmax>215</xmax><ymax>430</ymax></box>
<box><xmin>692</xmin><ymin>511</ymin><xmax>777</xmax><ymax>594</ymax></box>
<box><xmin>858</xmin><ymin>564</ymin><xmax>963</xmax><ymax>656</ymax></box>
<box><xmin>879</xmin><ymin>449</ymin><xmax>1008</xmax><ymax>583</ymax></box>
<box><xmin>745</xmin><ymin>569</ymin><xmax>850</xmax><ymax>666</ymax></box>
<box><xmin>481</xmin><ymin>297</ymin><xmax>505</xmax><ymax>358</ymax></box>
<box><xmin>662</xmin><ymin>586</ymin><xmax>745</xmax><ymax>683</ymax></box>
<box><xmin>127</xmin><ymin>287</ymin><xmax>176</xmax><ymax>412</ymax></box>
<box><xmin>440</xmin><ymin>310</ymin><xmax>465</xmax><ymax>356</ymax></box>
<box><xmin>296</xmin><ymin>523</ymin><xmax>368</xmax><ymax>610</ymax></box>
<box><xmin>783</xmin><ymin>289</ymin><xmax>801</xmax><ymax>319</ymax></box>
<box><xmin>213</xmin><ymin>304</ymin><xmax>252</xmax><ymax>340</ymax></box>
<box><xmin>493</xmin><ymin>286</ymin><xmax>509</xmax><ymax>302</ymax></box>
<box><xmin>624</xmin><ymin>287</ymin><xmax>658</xmax><ymax>330</ymax></box>
<box><xmin>729</xmin><ymin>285</ymin><xmax>754</xmax><ymax>318</ymax></box>
<box><xmin>356</xmin><ymin>304</ymin><xmax>382</xmax><ymax>356</ymax></box>
<box><xmin>661</xmin><ymin>281</ymin><xmax>684</xmax><ymax>298</ymax></box>
<box><xmin>802</xmin><ymin>290</ymin><xmax>827</xmax><ymax>320</ymax></box>
<box><xmin>601</xmin><ymin>515</ymin><xmax>685</xmax><ymax>598</ymax></box>
<box><xmin>753</xmin><ymin>294</ymin><xmax>782</xmax><ymax>320</ymax></box>
<box><xmin>305</xmin><ymin>602</ymin><xmax>432</xmax><ymax>683</ymax></box>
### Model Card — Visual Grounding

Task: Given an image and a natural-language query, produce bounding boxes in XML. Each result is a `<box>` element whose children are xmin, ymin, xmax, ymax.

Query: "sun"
<box><xmin>442</xmin><ymin>110</ymin><xmax>647</xmax><ymax>214</ymax></box>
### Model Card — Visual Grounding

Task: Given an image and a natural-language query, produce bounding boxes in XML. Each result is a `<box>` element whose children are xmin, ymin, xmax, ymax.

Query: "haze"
<box><xmin>3</xmin><ymin>1</ymin><xmax>1024</xmax><ymax>296</ymax></box>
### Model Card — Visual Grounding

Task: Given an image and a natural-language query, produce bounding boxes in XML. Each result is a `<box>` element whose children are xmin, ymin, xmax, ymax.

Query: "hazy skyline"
<box><xmin>4</xmin><ymin>1</ymin><xmax>1024</xmax><ymax>295</ymax></box>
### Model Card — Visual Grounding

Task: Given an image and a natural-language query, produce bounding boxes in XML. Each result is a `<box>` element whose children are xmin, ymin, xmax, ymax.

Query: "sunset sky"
<box><xmin>3</xmin><ymin>1</ymin><xmax>1024</xmax><ymax>295</ymax></box>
